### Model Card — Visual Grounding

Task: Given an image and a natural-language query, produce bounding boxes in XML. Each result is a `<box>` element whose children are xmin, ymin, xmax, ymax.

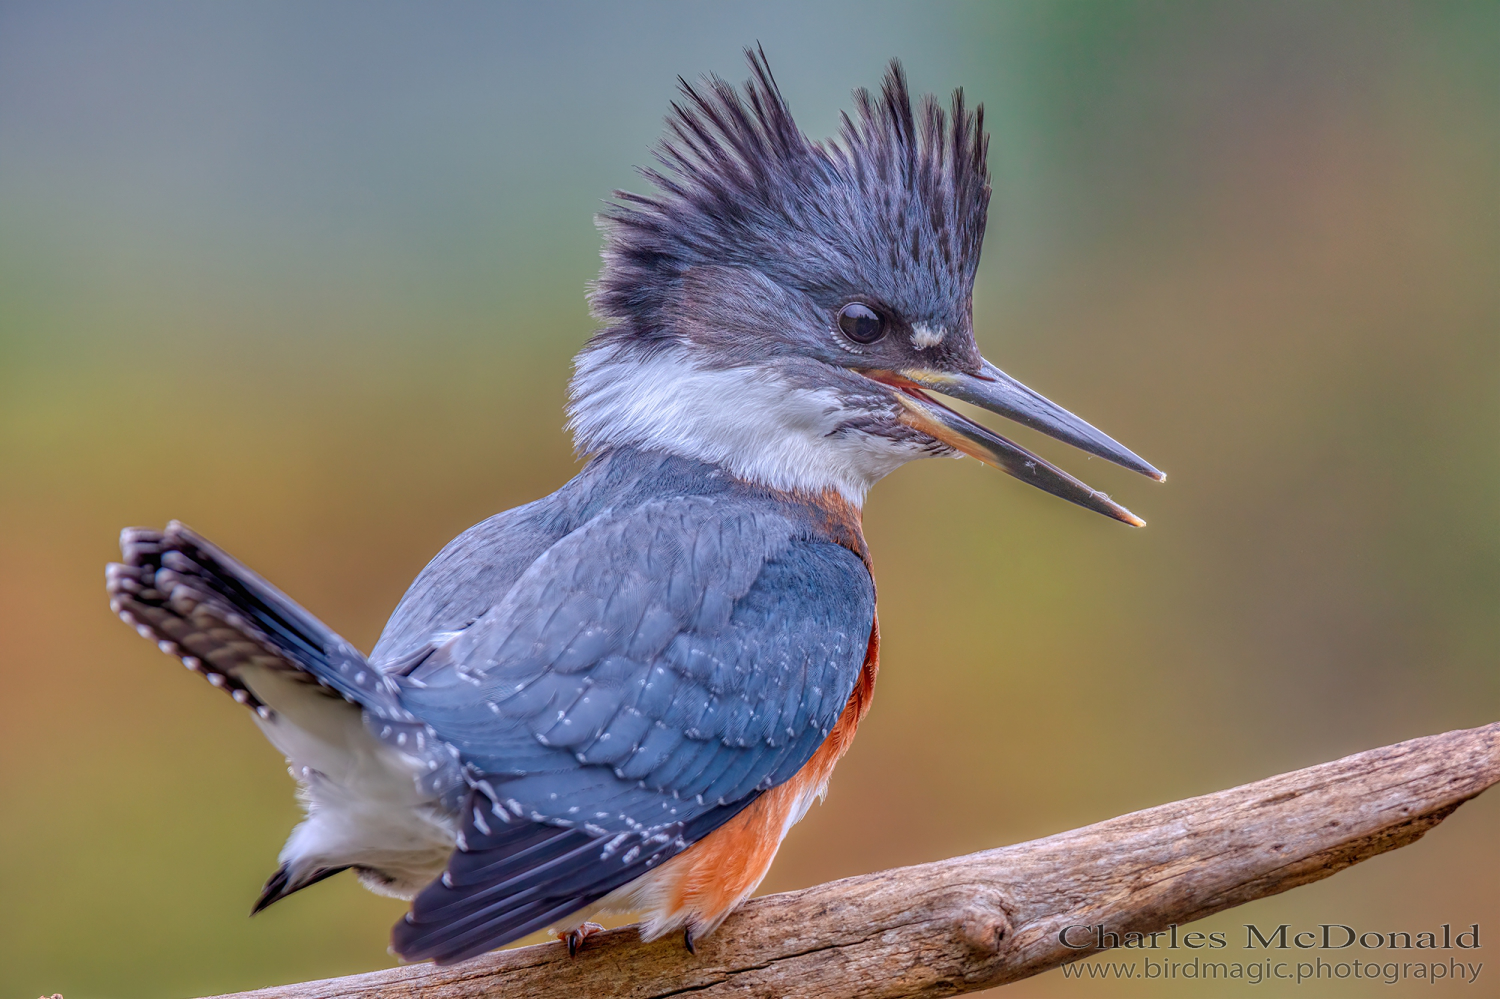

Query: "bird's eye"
<box><xmin>837</xmin><ymin>303</ymin><xmax>886</xmax><ymax>344</ymax></box>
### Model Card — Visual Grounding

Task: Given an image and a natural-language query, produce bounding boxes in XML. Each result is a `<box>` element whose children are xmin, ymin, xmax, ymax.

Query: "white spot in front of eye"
<box><xmin>911</xmin><ymin>323</ymin><xmax>946</xmax><ymax>349</ymax></box>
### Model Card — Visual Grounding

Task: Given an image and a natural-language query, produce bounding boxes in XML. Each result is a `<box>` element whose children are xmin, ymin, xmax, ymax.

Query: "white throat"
<box><xmin>567</xmin><ymin>344</ymin><xmax>925</xmax><ymax>505</ymax></box>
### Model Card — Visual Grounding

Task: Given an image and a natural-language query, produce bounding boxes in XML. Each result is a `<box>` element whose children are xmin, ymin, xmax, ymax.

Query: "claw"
<box><xmin>560</xmin><ymin>921</ymin><xmax>605</xmax><ymax>957</ymax></box>
<box><xmin>683</xmin><ymin>926</ymin><xmax>696</xmax><ymax>954</ymax></box>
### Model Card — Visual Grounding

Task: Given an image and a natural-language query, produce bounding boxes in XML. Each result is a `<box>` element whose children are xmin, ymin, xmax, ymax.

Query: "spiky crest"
<box><xmin>591</xmin><ymin>48</ymin><xmax>990</xmax><ymax>341</ymax></box>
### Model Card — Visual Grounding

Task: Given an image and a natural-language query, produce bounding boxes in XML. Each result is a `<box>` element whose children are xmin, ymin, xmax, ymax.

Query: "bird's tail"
<box><xmin>106</xmin><ymin>521</ymin><xmax>399</xmax><ymax>720</ymax></box>
<box><xmin>108</xmin><ymin>522</ymin><xmax>460</xmax><ymax>914</ymax></box>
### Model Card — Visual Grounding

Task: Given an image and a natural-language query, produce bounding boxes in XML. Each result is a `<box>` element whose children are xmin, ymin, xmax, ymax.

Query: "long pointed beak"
<box><xmin>865</xmin><ymin>360</ymin><xmax>1164</xmax><ymax>527</ymax></box>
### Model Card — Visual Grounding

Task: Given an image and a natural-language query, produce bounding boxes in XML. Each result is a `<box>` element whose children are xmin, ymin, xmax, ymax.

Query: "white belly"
<box><xmin>241</xmin><ymin>666</ymin><xmax>456</xmax><ymax>899</ymax></box>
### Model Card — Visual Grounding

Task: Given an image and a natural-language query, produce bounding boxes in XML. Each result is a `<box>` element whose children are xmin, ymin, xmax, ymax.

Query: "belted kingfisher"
<box><xmin>107</xmin><ymin>51</ymin><xmax>1162</xmax><ymax>966</ymax></box>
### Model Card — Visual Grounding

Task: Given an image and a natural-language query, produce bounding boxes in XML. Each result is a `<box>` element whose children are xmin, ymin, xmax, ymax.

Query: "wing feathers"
<box><xmin>115</xmin><ymin>456</ymin><xmax>877</xmax><ymax>965</ymax></box>
<box><xmin>392</xmin><ymin>521</ymin><xmax>873</xmax><ymax>955</ymax></box>
<box><xmin>394</xmin><ymin>790</ymin><xmax>756</xmax><ymax>965</ymax></box>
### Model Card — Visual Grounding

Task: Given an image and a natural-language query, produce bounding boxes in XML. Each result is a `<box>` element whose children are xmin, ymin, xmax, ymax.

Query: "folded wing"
<box><xmin>391</xmin><ymin>496</ymin><xmax>875</xmax><ymax>963</ymax></box>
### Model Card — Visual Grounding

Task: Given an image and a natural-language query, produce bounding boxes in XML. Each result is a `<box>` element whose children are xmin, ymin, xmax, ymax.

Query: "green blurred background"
<box><xmin>1</xmin><ymin>2</ymin><xmax>1495</xmax><ymax>996</ymax></box>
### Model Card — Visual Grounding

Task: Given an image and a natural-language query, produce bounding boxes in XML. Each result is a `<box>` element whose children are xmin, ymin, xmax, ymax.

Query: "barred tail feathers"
<box><xmin>106</xmin><ymin>521</ymin><xmax>396</xmax><ymax>714</ymax></box>
<box><xmin>107</xmin><ymin>521</ymin><xmax>459</xmax><ymax>911</ymax></box>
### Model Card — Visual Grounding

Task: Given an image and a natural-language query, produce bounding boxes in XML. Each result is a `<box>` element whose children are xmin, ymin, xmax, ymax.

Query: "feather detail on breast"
<box><xmin>605</xmin><ymin>614</ymin><xmax>880</xmax><ymax>942</ymax></box>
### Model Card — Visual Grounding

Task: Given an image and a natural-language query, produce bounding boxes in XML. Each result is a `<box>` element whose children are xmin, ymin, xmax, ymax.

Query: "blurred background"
<box><xmin>1</xmin><ymin>2</ymin><xmax>1495</xmax><ymax>996</ymax></box>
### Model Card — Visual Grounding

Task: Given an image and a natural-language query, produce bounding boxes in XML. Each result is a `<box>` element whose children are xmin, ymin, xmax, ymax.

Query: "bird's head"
<box><xmin>569</xmin><ymin>50</ymin><xmax>1163</xmax><ymax>521</ymax></box>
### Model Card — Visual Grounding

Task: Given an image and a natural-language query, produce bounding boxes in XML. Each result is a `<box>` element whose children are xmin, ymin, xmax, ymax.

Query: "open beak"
<box><xmin>864</xmin><ymin>359</ymin><xmax>1164</xmax><ymax>527</ymax></box>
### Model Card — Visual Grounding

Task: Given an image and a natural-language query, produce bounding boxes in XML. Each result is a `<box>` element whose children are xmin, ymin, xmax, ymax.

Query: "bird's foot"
<box><xmin>558</xmin><ymin>921</ymin><xmax>605</xmax><ymax>957</ymax></box>
<box><xmin>683</xmin><ymin>926</ymin><xmax>697</xmax><ymax>954</ymax></box>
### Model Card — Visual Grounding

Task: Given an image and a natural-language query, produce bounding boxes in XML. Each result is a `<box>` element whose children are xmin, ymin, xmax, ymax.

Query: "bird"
<box><xmin>106</xmin><ymin>50</ymin><xmax>1163</xmax><ymax>967</ymax></box>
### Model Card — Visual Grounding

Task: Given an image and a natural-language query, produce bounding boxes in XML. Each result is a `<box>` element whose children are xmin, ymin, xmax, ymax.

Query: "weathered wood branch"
<box><xmin>207</xmin><ymin>722</ymin><xmax>1500</xmax><ymax>999</ymax></box>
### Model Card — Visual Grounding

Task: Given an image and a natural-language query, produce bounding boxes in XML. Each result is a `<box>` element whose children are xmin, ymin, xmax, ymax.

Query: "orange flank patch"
<box><xmin>759</xmin><ymin>483</ymin><xmax>873</xmax><ymax>573</ymax></box>
<box><xmin>620</xmin><ymin>616</ymin><xmax>881</xmax><ymax>941</ymax></box>
<box><xmin>801</xmin><ymin>487</ymin><xmax>874</xmax><ymax>573</ymax></box>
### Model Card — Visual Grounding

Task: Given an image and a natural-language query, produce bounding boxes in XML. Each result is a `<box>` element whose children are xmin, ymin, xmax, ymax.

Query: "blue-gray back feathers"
<box><xmin>111</xmin><ymin>447</ymin><xmax>876</xmax><ymax>964</ymax></box>
<box><xmin>382</xmin><ymin>448</ymin><xmax>875</xmax><ymax>962</ymax></box>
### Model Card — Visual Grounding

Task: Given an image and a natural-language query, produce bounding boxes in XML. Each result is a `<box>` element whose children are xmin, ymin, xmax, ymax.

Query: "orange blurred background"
<box><xmin>1</xmin><ymin>3</ymin><xmax>1495</xmax><ymax>996</ymax></box>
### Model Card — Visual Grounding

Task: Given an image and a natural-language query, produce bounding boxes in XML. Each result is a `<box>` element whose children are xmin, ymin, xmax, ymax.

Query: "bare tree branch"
<box><xmin>204</xmin><ymin>721</ymin><xmax>1500</xmax><ymax>999</ymax></box>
